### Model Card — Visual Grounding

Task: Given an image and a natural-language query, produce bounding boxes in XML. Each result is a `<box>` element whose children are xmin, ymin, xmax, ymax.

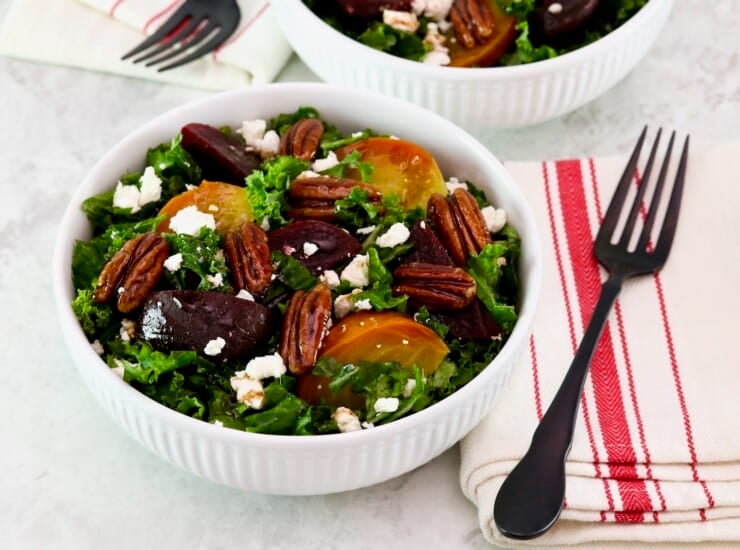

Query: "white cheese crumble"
<box><xmin>445</xmin><ymin>177</ymin><xmax>468</xmax><ymax>194</ymax></box>
<box><xmin>334</xmin><ymin>288</ymin><xmax>364</xmax><ymax>319</ymax></box>
<box><xmin>163</xmin><ymin>253</ymin><xmax>183</xmax><ymax>273</ymax></box>
<box><xmin>112</xmin><ymin>166</ymin><xmax>162</xmax><ymax>213</ymax></box>
<box><xmin>297</xmin><ymin>170</ymin><xmax>321</xmax><ymax>179</ymax></box>
<box><xmin>356</xmin><ymin>225</ymin><xmax>377</xmax><ymax>235</ymax></box>
<box><xmin>238</xmin><ymin>119</ymin><xmax>279</xmax><ymax>159</ymax></box>
<box><xmin>422</xmin><ymin>22</ymin><xmax>451</xmax><ymax>65</ymax></box>
<box><xmin>319</xmin><ymin>269</ymin><xmax>341</xmax><ymax>289</ymax></box>
<box><xmin>548</xmin><ymin>2</ymin><xmax>563</xmax><ymax>14</ymax></box>
<box><xmin>480</xmin><ymin>205</ymin><xmax>507</xmax><ymax>234</ymax></box>
<box><xmin>354</xmin><ymin>298</ymin><xmax>372</xmax><ymax>311</ymax></box>
<box><xmin>334</xmin><ymin>407</ymin><xmax>362</xmax><ymax>433</ymax></box>
<box><xmin>91</xmin><ymin>339</ymin><xmax>104</xmax><ymax>355</ymax></box>
<box><xmin>361</xmin><ymin>421</ymin><xmax>375</xmax><ymax>429</ymax></box>
<box><xmin>240</xmin><ymin>352</ymin><xmax>287</xmax><ymax>380</ymax></box>
<box><xmin>340</xmin><ymin>254</ymin><xmax>370</xmax><ymax>288</ymax></box>
<box><xmin>403</xmin><ymin>378</ymin><xmax>417</xmax><ymax>398</ymax></box>
<box><xmin>303</xmin><ymin>242</ymin><xmax>319</xmax><ymax>256</ymax></box>
<box><xmin>312</xmin><ymin>151</ymin><xmax>340</xmax><ymax>172</ymax></box>
<box><xmin>119</xmin><ymin>319</ymin><xmax>135</xmax><ymax>342</ymax></box>
<box><xmin>497</xmin><ymin>257</ymin><xmax>508</xmax><ymax>267</ymax></box>
<box><xmin>411</xmin><ymin>0</ymin><xmax>453</xmax><ymax>20</ymax></box>
<box><xmin>203</xmin><ymin>337</ymin><xmax>226</xmax><ymax>357</ymax></box>
<box><xmin>213</xmin><ymin>420</ymin><xmax>224</xmax><ymax>427</ymax></box>
<box><xmin>376</xmin><ymin>222</ymin><xmax>410</xmax><ymax>248</ymax></box>
<box><xmin>169</xmin><ymin>205</ymin><xmax>216</xmax><ymax>236</ymax></box>
<box><xmin>139</xmin><ymin>301</ymin><xmax>166</xmax><ymax>340</ymax></box>
<box><xmin>236</xmin><ymin>289</ymin><xmax>255</xmax><ymax>301</ymax></box>
<box><xmin>383</xmin><ymin>9</ymin><xmax>420</xmax><ymax>32</ymax></box>
<box><xmin>374</xmin><ymin>397</ymin><xmax>400</xmax><ymax>414</ymax></box>
<box><xmin>230</xmin><ymin>375</ymin><xmax>266</xmax><ymax>409</ymax></box>
<box><xmin>206</xmin><ymin>273</ymin><xmax>224</xmax><ymax>288</ymax></box>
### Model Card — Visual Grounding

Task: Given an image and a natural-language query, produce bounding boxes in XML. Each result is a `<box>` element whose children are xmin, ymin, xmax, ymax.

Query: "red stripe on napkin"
<box><xmin>529</xmin><ymin>335</ymin><xmax>544</xmax><ymax>421</ymax></box>
<box><xmin>541</xmin><ymin>162</ymin><xmax>609</xmax><ymax>493</ymax></box>
<box><xmin>555</xmin><ymin>160</ymin><xmax>652</xmax><ymax>520</ymax></box>
<box><xmin>109</xmin><ymin>0</ymin><xmax>125</xmax><ymax>17</ymax></box>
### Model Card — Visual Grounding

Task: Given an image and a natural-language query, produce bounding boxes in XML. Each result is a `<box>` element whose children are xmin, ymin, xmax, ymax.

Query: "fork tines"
<box><xmin>595</xmin><ymin>126</ymin><xmax>690</xmax><ymax>268</ymax></box>
<box><xmin>121</xmin><ymin>1</ymin><xmax>241</xmax><ymax>72</ymax></box>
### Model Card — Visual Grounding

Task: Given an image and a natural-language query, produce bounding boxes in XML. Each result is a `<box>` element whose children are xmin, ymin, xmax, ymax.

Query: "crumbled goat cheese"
<box><xmin>548</xmin><ymin>2</ymin><xmax>563</xmax><ymax>14</ymax></box>
<box><xmin>119</xmin><ymin>319</ymin><xmax>135</xmax><ymax>342</ymax></box>
<box><xmin>497</xmin><ymin>257</ymin><xmax>508</xmax><ymax>267</ymax></box>
<box><xmin>340</xmin><ymin>254</ymin><xmax>370</xmax><ymax>288</ymax></box>
<box><xmin>236</xmin><ymin>289</ymin><xmax>255</xmax><ymax>301</ymax></box>
<box><xmin>354</xmin><ymin>298</ymin><xmax>372</xmax><ymax>311</ymax></box>
<box><xmin>383</xmin><ymin>9</ymin><xmax>420</xmax><ymax>32</ymax></box>
<box><xmin>230</xmin><ymin>375</ymin><xmax>266</xmax><ymax>409</ymax></box>
<box><xmin>422</xmin><ymin>21</ymin><xmax>451</xmax><ymax>66</ymax></box>
<box><xmin>91</xmin><ymin>339</ymin><xmax>104</xmax><ymax>355</ymax></box>
<box><xmin>112</xmin><ymin>181</ymin><xmax>142</xmax><ymax>213</ymax></box>
<box><xmin>334</xmin><ymin>407</ymin><xmax>362</xmax><ymax>433</ymax></box>
<box><xmin>376</xmin><ymin>222</ymin><xmax>410</xmax><ymax>248</ymax></box>
<box><xmin>356</xmin><ymin>225</ymin><xmax>377</xmax><ymax>235</ymax></box>
<box><xmin>303</xmin><ymin>242</ymin><xmax>319</xmax><ymax>256</ymax></box>
<box><xmin>480</xmin><ymin>205</ymin><xmax>507</xmax><ymax>233</ymax></box>
<box><xmin>239</xmin><ymin>352</ymin><xmax>287</xmax><ymax>381</ymax></box>
<box><xmin>203</xmin><ymin>337</ymin><xmax>226</xmax><ymax>357</ymax></box>
<box><xmin>206</xmin><ymin>273</ymin><xmax>224</xmax><ymax>288</ymax></box>
<box><xmin>112</xmin><ymin>166</ymin><xmax>162</xmax><ymax>213</ymax></box>
<box><xmin>297</xmin><ymin>170</ymin><xmax>321</xmax><ymax>179</ymax></box>
<box><xmin>403</xmin><ymin>378</ymin><xmax>417</xmax><ymax>398</ymax></box>
<box><xmin>139</xmin><ymin>166</ymin><xmax>163</xmax><ymax>205</ymax></box>
<box><xmin>445</xmin><ymin>176</ymin><xmax>468</xmax><ymax>193</ymax></box>
<box><xmin>164</xmin><ymin>253</ymin><xmax>183</xmax><ymax>272</ymax></box>
<box><xmin>361</xmin><ymin>421</ymin><xmax>375</xmax><ymax>429</ymax></box>
<box><xmin>319</xmin><ymin>269</ymin><xmax>341</xmax><ymax>289</ymax></box>
<box><xmin>351</xmin><ymin>131</ymin><xmax>365</xmax><ymax>138</ymax></box>
<box><xmin>312</xmin><ymin>151</ymin><xmax>340</xmax><ymax>172</ymax></box>
<box><xmin>238</xmin><ymin>119</ymin><xmax>280</xmax><ymax>159</ymax></box>
<box><xmin>423</xmin><ymin>50</ymin><xmax>451</xmax><ymax>65</ymax></box>
<box><xmin>213</xmin><ymin>420</ymin><xmax>224</xmax><ymax>427</ymax></box>
<box><xmin>169</xmin><ymin>205</ymin><xmax>216</xmax><ymax>236</ymax></box>
<box><xmin>334</xmin><ymin>288</ymin><xmax>364</xmax><ymax>319</ymax></box>
<box><xmin>411</xmin><ymin>0</ymin><xmax>453</xmax><ymax>20</ymax></box>
<box><xmin>374</xmin><ymin>397</ymin><xmax>400</xmax><ymax>413</ymax></box>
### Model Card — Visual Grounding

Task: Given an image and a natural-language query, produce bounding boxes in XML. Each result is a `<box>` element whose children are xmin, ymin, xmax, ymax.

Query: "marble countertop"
<box><xmin>1</xmin><ymin>1</ymin><xmax>738</xmax><ymax>549</ymax></box>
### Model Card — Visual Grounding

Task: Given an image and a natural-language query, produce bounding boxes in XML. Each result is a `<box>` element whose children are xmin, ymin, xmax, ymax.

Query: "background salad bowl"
<box><xmin>52</xmin><ymin>82</ymin><xmax>542</xmax><ymax>495</ymax></box>
<box><xmin>270</xmin><ymin>0</ymin><xmax>674</xmax><ymax>130</ymax></box>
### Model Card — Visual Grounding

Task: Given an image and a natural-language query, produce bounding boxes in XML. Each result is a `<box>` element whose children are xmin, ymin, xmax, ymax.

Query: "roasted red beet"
<box><xmin>268</xmin><ymin>220</ymin><xmax>362</xmax><ymax>275</ymax></box>
<box><xmin>137</xmin><ymin>290</ymin><xmax>277</xmax><ymax>362</ymax></box>
<box><xmin>435</xmin><ymin>299</ymin><xmax>502</xmax><ymax>341</ymax></box>
<box><xmin>181</xmin><ymin>123</ymin><xmax>261</xmax><ymax>185</ymax></box>
<box><xmin>404</xmin><ymin>220</ymin><xmax>454</xmax><ymax>266</ymax></box>
<box><xmin>334</xmin><ymin>0</ymin><xmax>411</xmax><ymax>19</ymax></box>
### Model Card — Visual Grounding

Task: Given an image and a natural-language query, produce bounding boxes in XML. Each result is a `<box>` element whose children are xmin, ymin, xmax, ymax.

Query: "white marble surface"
<box><xmin>0</xmin><ymin>1</ymin><xmax>738</xmax><ymax>549</ymax></box>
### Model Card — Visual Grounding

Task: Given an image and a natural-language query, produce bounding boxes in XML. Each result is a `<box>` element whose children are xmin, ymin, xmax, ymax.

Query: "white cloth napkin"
<box><xmin>461</xmin><ymin>141</ymin><xmax>740</xmax><ymax>548</ymax></box>
<box><xmin>0</xmin><ymin>0</ymin><xmax>293</xmax><ymax>90</ymax></box>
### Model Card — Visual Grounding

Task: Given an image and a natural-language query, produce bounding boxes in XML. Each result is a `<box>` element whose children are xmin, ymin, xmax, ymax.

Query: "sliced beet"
<box><xmin>137</xmin><ymin>290</ymin><xmax>277</xmax><ymax>362</ymax></box>
<box><xmin>181</xmin><ymin>123</ymin><xmax>261</xmax><ymax>185</ymax></box>
<box><xmin>268</xmin><ymin>220</ymin><xmax>362</xmax><ymax>275</ymax></box>
<box><xmin>404</xmin><ymin>220</ymin><xmax>454</xmax><ymax>266</ymax></box>
<box><xmin>435</xmin><ymin>299</ymin><xmax>502</xmax><ymax>341</ymax></box>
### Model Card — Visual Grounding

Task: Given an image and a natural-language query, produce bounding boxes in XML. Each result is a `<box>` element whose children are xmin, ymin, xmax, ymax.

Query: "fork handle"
<box><xmin>493</xmin><ymin>273</ymin><xmax>625</xmax><ymax>539</ymax></box>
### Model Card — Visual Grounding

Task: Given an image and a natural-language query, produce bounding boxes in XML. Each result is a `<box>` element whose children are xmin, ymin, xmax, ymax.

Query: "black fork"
<box><xmin>121</xmin><ymin>0</ymin><xmax>241</xmax><ymax>72</ymax></box>
<box><xmin>493</xmin><ymin>127</ymin><xmax>690</xmax><ymax>539</ymax></box>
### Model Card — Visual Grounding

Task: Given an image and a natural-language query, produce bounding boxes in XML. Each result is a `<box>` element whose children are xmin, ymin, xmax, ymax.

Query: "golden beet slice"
<box><xmin>157</xmin><ymin>180</ymin><xmax>253</xmax><ymax>235</ymax></box>
<box><xmin>334</xmin><ymin>137</ymin><xmax>447</xmax><ymax>210</ymax></box>
<box><xmin>319</xmin><ymin>311</ymin><xmax>449</xmax><ymax>375</ymax></box>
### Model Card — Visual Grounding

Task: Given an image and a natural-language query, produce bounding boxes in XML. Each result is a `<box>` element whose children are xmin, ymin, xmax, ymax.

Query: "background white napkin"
<box><xmin>0</xmin><ymin>0</ymin><xmax>293</xmax><ymax>90</ymax></box>
<box><xmin>461</xmin><ymin>140</ymin><xmax>740</xmax><ymax>548</ymax></box>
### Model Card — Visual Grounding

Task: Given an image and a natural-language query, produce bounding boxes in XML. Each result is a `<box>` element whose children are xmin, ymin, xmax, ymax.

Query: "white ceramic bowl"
<box><xmin>270</xmin><ymin>0</ymin><xmax>673</xmax><ymax>130</ymax></box>
<box><xmin>52</xmin><ymin>83</ymin><xmax>542</xmax><ymax>495</ymax></box>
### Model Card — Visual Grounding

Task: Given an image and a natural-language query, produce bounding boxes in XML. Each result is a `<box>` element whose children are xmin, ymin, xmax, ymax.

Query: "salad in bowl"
<box><xmin>53</xmin><ymin>84</ymin><xmax>541</xmax><ymax>494</ymax></box>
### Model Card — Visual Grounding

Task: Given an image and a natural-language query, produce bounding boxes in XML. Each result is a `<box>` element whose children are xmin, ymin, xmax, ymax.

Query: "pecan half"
<box><xmin>287</xmin><ymin>175</ymin><xmax>381</xmax><ymax>222</ymax></box>
<box><xmin>94</xmin><ymin>232</ymin><xmax>168</xmax><ymax>313</ymax></box>
<box><xmin>223</xmin><ymin>221</ymin><xmax>273</xmax><ymax>296</ymax></box>
<box><xmin>279</xmin><ymin>283</ymin><xmax>332</xmax><ymax>375</ymax></box>
<box><xmin>450</xmin><ymin>0</ymin><xmax>495</xmax><ymax>48</ymax></box>
<box><xmin>393</xmin><ymin>262</ymin><xmax>477</xmax><ymax>311</ymax></box>
<box><xmin>427</xmin><ymin>188</ymin><xmax>491</xmax><ymax>266</ymax></box>
<box><xmin>279</xmin><ymin>118</ymin><xmax>324</xmax><ymax>161</ymax></box>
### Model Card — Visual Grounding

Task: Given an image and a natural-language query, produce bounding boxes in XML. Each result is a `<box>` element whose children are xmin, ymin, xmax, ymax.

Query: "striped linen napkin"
<box><xmin>460</xmin><ymin>141</ymin><xmax>740</xmax><ymax>548</ymax></box>
<box><xmin>0</xmin><ymin>0</ymin><xmax>292</xmax><ymax>90</ymax></box>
